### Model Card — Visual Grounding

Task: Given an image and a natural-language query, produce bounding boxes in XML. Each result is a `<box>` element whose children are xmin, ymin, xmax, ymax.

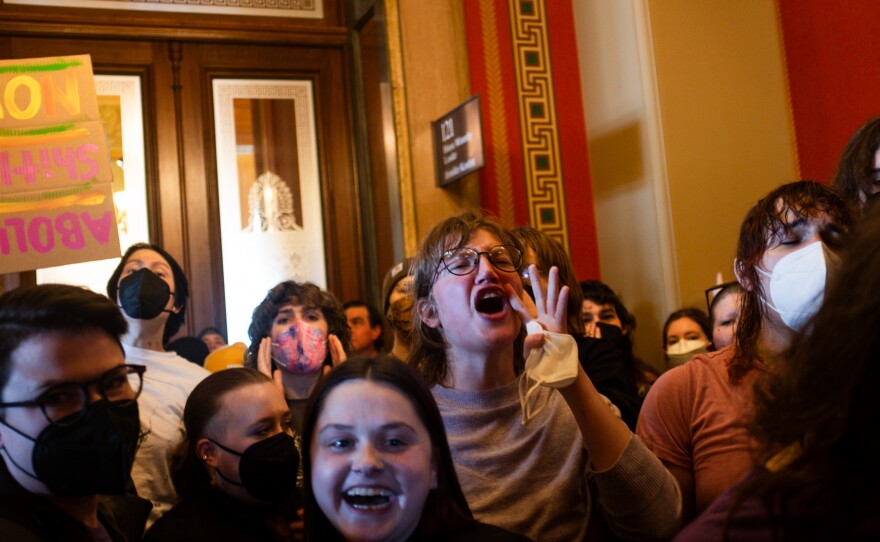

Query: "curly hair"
<box><xmin>662</xmin><ymin>307</ymin><xmax>712</xmax><ymax>350</ymax></box>
<box><xmin>245</xmin><ymin>281</ymin><xmax>351</xmax><ymax>368</ymax></box>
<box><xmin>726</xmin><ymin>205</ymin><xmax>880</xmax><ymax>539</ymax></box>
<box><xmin>833</xmin><ymin>117</ymin><xmax>880</xmax><ymax>210</ymax></box>
<box><xmin>409</xmin><ymin>212</ymin><xmax>526</xmax><ymax>386</ymax></box>
<box><xmin>731</xmin><ymin>181</ymin><xmax>852</xmax><ymax>383</ymax></box>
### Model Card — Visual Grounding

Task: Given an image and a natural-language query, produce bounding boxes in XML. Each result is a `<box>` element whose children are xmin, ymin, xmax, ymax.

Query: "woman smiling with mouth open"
<box><xmin>302</xmin><ymin>356</ymin><xmax>528</xmax><ymax>542</ymax></box>
<box><xmin>408</xmin><ymin>212</ymin><xmax>681</xmax><ymax>542</ymax></box>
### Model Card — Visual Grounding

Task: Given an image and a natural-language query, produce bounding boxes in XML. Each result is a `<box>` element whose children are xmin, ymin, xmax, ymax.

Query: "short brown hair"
<box><xmin>409</xmin><ymin>212</ymin><xmax>525</xmax><ymax>386</ymax></box>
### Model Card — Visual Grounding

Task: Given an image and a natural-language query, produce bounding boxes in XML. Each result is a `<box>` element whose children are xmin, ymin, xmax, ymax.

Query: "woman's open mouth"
<box><xmin>343</xmin><ymin>487</ymin><xmax>395</xmax><ymax>510</ymax></box>
<box><xmin>475</xmin><ymin>290</ymin><xmax>505</xmax><ymax>314</ymax></box>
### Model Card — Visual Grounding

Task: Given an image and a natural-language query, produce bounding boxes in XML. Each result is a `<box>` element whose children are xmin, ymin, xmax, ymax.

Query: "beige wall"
<box><xmin>574</xmin><ymin>0</ymin><xmax>798</xmax><ymax>369</ymax></box>
<box><xmin>649</xmin><ymin>0</ymin><xmax>798</xmax><ymax>309</ymax></box>
<box><xmin>395</xmin><ymin>0</ymin><xmax>481</xmax><ymax>248</ymax></box>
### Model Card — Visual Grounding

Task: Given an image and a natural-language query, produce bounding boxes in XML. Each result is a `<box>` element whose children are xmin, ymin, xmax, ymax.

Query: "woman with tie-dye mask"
<box><xmin>246</xmin><ymin>281</ymin><xmax>350</xmax><ymax>436</ymax></box>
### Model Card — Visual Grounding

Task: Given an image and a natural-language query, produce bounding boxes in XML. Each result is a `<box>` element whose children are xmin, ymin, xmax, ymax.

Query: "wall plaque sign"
<box><xmin>432</xmin><ymin>95</ymin><xmax>485</xmax><ymax>187</ymax></box>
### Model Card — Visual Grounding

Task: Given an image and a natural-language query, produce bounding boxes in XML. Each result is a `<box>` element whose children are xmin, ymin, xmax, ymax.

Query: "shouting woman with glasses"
<box><xmin>0</xmin><ymin>284</ymin><xmax>151</xmax><ymax>542</ymax></box>
<box><xmin>409</xmin><ymin>212</ymin><xmax>680</xmax><ymax>542</ymax></box>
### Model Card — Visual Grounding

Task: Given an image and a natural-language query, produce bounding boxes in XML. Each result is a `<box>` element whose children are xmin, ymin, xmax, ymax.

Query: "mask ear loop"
<box><xmin>519</xmin><ymin>321</ymin><xmax>553</xmax><ymax>425</ymax></box>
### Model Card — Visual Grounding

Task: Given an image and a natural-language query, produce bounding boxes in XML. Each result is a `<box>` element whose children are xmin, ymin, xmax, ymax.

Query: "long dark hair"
<box><xmin>302</xmin><ymin>356</ymin><xmax>475</xmax><ymax>541</ymax></box>
<box><xmin>727</xmin><ymin>207</ymin><xmax>880</xmax><ymax>539</ymax></box>
<box><xmin>409</xmin><ymin>212</ymin><xmax>526</xmax><ymax>386</ymax></box>
<box><xmin>833</xmin><ymin>117</ymin><xmax>880</xmax><ymax>210</ymax></box>
<box><xmin>106</xmin><ymin>242</ymin><xmax>190</xmax><ymax>344</ymax></box>
<box><xmin>245</xmin><ymin>281</ymin><xmax>351</xmax><ymax>368</ymax></box>
<box><xmin>170</xmin><ymin>368</ymin><xmax>274</xmax><ymax>499</ymax></box>
<box><xmin>731</xmin><ymin>181</ymin><xmax>851</xmax><ymax>383</ymax></box>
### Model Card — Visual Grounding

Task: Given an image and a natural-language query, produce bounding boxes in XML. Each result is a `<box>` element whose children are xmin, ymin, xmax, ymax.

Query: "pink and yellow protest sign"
<box><xmin>0</xmin><ymin>54</ymin><xmax>119</xmax><ymax>273</ymax></box>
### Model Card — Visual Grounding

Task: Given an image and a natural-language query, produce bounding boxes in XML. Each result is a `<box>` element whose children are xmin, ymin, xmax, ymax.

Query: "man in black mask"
<box><xmin>106</xmin><ymin>243</ymin><xmax>209</xmax><ymax>527</ymax></box>
<box><xmin>0</xmin><ymin>284</ymin><xmax>151</xmax><ymax>541</ymax></box>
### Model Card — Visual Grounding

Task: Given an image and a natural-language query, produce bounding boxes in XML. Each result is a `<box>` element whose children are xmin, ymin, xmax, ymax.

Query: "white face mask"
<box><xmin>665</xmin><ymin>339</ymin><xmax>710</xmax><ymax>368</ymax></box>
<box><xmin>756</xmin><ymin>241</ymin><xmax>840</xmax><ymax>331</ymax></box>
<box><xmin>519</xmin><ymin>321</ymin><xmax>579</xmax><ymax>424</ymax></box>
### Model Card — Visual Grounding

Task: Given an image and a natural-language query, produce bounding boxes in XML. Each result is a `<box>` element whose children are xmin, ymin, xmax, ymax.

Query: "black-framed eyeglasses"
<box><xmin>705</xmin><ymin>281</ymin><xmax>739</xmax><ymax>314</ymax></box>
<box><xmin>0</xmin><ymin>364</ymin><xmax>146</xmax><ymax>427</ymax></box>
<box><xmin>436</xmin><ymin>245</ymin><xmax>523</xmax><ymax>276</ymax></box>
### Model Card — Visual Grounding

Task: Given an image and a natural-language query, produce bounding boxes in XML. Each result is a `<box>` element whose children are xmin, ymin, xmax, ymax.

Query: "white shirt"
<box><xmin>125</xmin><ymin>345</ymin><xmax>209</xmax><ymax>527</ymax></box>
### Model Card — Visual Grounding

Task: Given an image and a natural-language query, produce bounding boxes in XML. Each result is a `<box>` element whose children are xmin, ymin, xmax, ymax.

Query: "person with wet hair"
<box><xmin>833</xmin><ymin>117</ymin><xmax>880</xmax><ymax>212</ymax></box>
<box><xmin>638</xmin><ymin>181</ymin><xmax>852</xmax><ymax>525</ymax></box>
<box><xmin>246</xmin><ymin>281</ymin><xmax>349</xmax><ymax>436</ymax></box>
<box><xmin>677</xmin><ymin>203</ymin><xmax>880</xmax><ymax>541</ymax></box>
<box><xmin>409</xmin><ymin>212</ymin><xmax>680</xmax><ymax>542</ymax></box>
<box><xmin>0</xmin><ymin>284</ymin><xmax>150</xmax><ymax>541</ymax></box>
<box><xmin>107</xmin><ymin>243</ymin><xmax>210</xmax><ymax>526</ymax></box>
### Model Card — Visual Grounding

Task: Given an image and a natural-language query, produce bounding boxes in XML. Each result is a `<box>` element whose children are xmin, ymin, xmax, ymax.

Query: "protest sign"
<box><xmin>0</xmin><ymin>54</ymin><xmax>120</xmax><ymax>273</ymax></box>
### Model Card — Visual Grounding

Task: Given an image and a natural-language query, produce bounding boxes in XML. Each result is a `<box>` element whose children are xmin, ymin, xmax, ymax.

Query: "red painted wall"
<box><xmin>462</xmin><ymin>0</ymin><xmax>600</xmax><ymax>278</ymax></box>
<box><xmin>778</xmin><ymin>0</ymin><xmax>880</xmax><ymax>182</ymax></box>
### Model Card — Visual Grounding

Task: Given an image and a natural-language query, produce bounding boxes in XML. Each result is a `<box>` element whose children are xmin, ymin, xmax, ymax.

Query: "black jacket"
<box><xmin>0</xmin><ymin>460</ymin><xmax>150</xmax><ymax>542</ymax></box>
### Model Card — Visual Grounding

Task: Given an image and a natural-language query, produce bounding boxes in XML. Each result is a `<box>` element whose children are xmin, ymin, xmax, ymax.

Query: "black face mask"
<box><xmin>1</xmin><ymin>401</ymin><xmax>141</xmax><ymax>497</ymax></box>
<box><xmin>210</xmin><ymin>431</ymin><xmax>299</xmax><ymax>502</ymax></box>
<box><xmin>118</xmin><ymin>268</ymin><xmax>174</xmax><ymax>320</ymax></box>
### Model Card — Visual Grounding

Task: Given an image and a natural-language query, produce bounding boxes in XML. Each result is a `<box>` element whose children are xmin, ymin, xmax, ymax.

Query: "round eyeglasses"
<box><xmin>0</xmin><ymin>364</ymin><xmax>146</xmax><ymax>427</ymax></box>
<box><xmin>436</xmin><ymin>245</ymin><xmax>523</xmax><ymax>276</ymax></box>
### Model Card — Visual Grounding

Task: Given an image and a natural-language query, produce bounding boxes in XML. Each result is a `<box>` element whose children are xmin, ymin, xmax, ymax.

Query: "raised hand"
<box><xmin>322</xmin><ymin>334</ymin><xmax>347</xmax><ymax>376</ymax></box>
<box><xmin>257</xmin><ymin>336</ymin><xmax>284</xmax><ymax>391</ymax></box>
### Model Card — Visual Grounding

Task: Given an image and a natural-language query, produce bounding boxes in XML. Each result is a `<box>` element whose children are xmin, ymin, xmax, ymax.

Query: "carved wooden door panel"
<box><xmin>0</xmin><ymin>35</ymin><xmax>362</xmax><ymax>341</ymax></box>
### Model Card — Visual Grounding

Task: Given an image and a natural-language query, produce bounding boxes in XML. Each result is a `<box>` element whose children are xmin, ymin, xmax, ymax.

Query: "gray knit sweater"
<box><xmin>433</xmin><ymin>378</ymin><xmax>681</xmax><ymax>542</ymax></box>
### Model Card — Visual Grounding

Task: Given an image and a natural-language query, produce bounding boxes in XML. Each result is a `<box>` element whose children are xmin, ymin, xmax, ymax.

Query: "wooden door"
<box><xmin>0</xmin><ymin>23</ymin><xmax>363</xmax><ymax>341</ymax></box>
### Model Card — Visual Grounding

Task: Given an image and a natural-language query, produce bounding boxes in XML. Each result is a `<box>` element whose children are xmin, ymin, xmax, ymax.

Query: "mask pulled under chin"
<box><xmin>665</xmin><ymin>339</ymin><xmax>710</xmax><ymax>369</ymax></box>
<box><xmin>519</xmin><ymin>321</ymin><xmax>579</xmax><ymax>424</ymax></box>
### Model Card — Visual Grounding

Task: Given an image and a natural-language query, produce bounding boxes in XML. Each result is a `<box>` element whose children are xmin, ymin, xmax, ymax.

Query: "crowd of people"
<box><xmin>1</xmin><ymin>116</ymin><xmax>879</xmax><ymax>541</ymax></box>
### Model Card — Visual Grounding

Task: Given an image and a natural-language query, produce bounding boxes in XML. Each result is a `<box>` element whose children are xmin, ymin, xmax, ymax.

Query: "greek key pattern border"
<box><xmin>508</xmin><ymin>0</ymin><xmax>569</xmax><ymax>249</ymax></box>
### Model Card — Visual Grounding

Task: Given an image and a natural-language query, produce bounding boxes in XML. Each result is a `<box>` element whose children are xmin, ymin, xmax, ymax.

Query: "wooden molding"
<box><xmin>0</xmin><ymin>3</ymin><xmax>347</xmax><ymax>46</ymax></box>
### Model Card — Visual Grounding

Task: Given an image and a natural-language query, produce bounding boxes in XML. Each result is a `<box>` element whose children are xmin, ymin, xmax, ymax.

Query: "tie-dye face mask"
<box><xmin>271</xmin><ymin>320</ymin><xmax>327</xmax><ymax>374</ymax></box>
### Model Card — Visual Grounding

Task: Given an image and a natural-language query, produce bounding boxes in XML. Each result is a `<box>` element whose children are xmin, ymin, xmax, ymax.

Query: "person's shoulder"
<box><xmin>143</xmin><ymin>494</ymin><xmax>214</xmax><ymax>541</ymax></box>
<box><xmin>658</xmin><ymin>346</ymin><xmax>732</xmax><ymax>385</ymax></box>
<box><xmin>98</xmin><ymin>494</ymin><xmax>151</xmax><ymax>542</ymax></box>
